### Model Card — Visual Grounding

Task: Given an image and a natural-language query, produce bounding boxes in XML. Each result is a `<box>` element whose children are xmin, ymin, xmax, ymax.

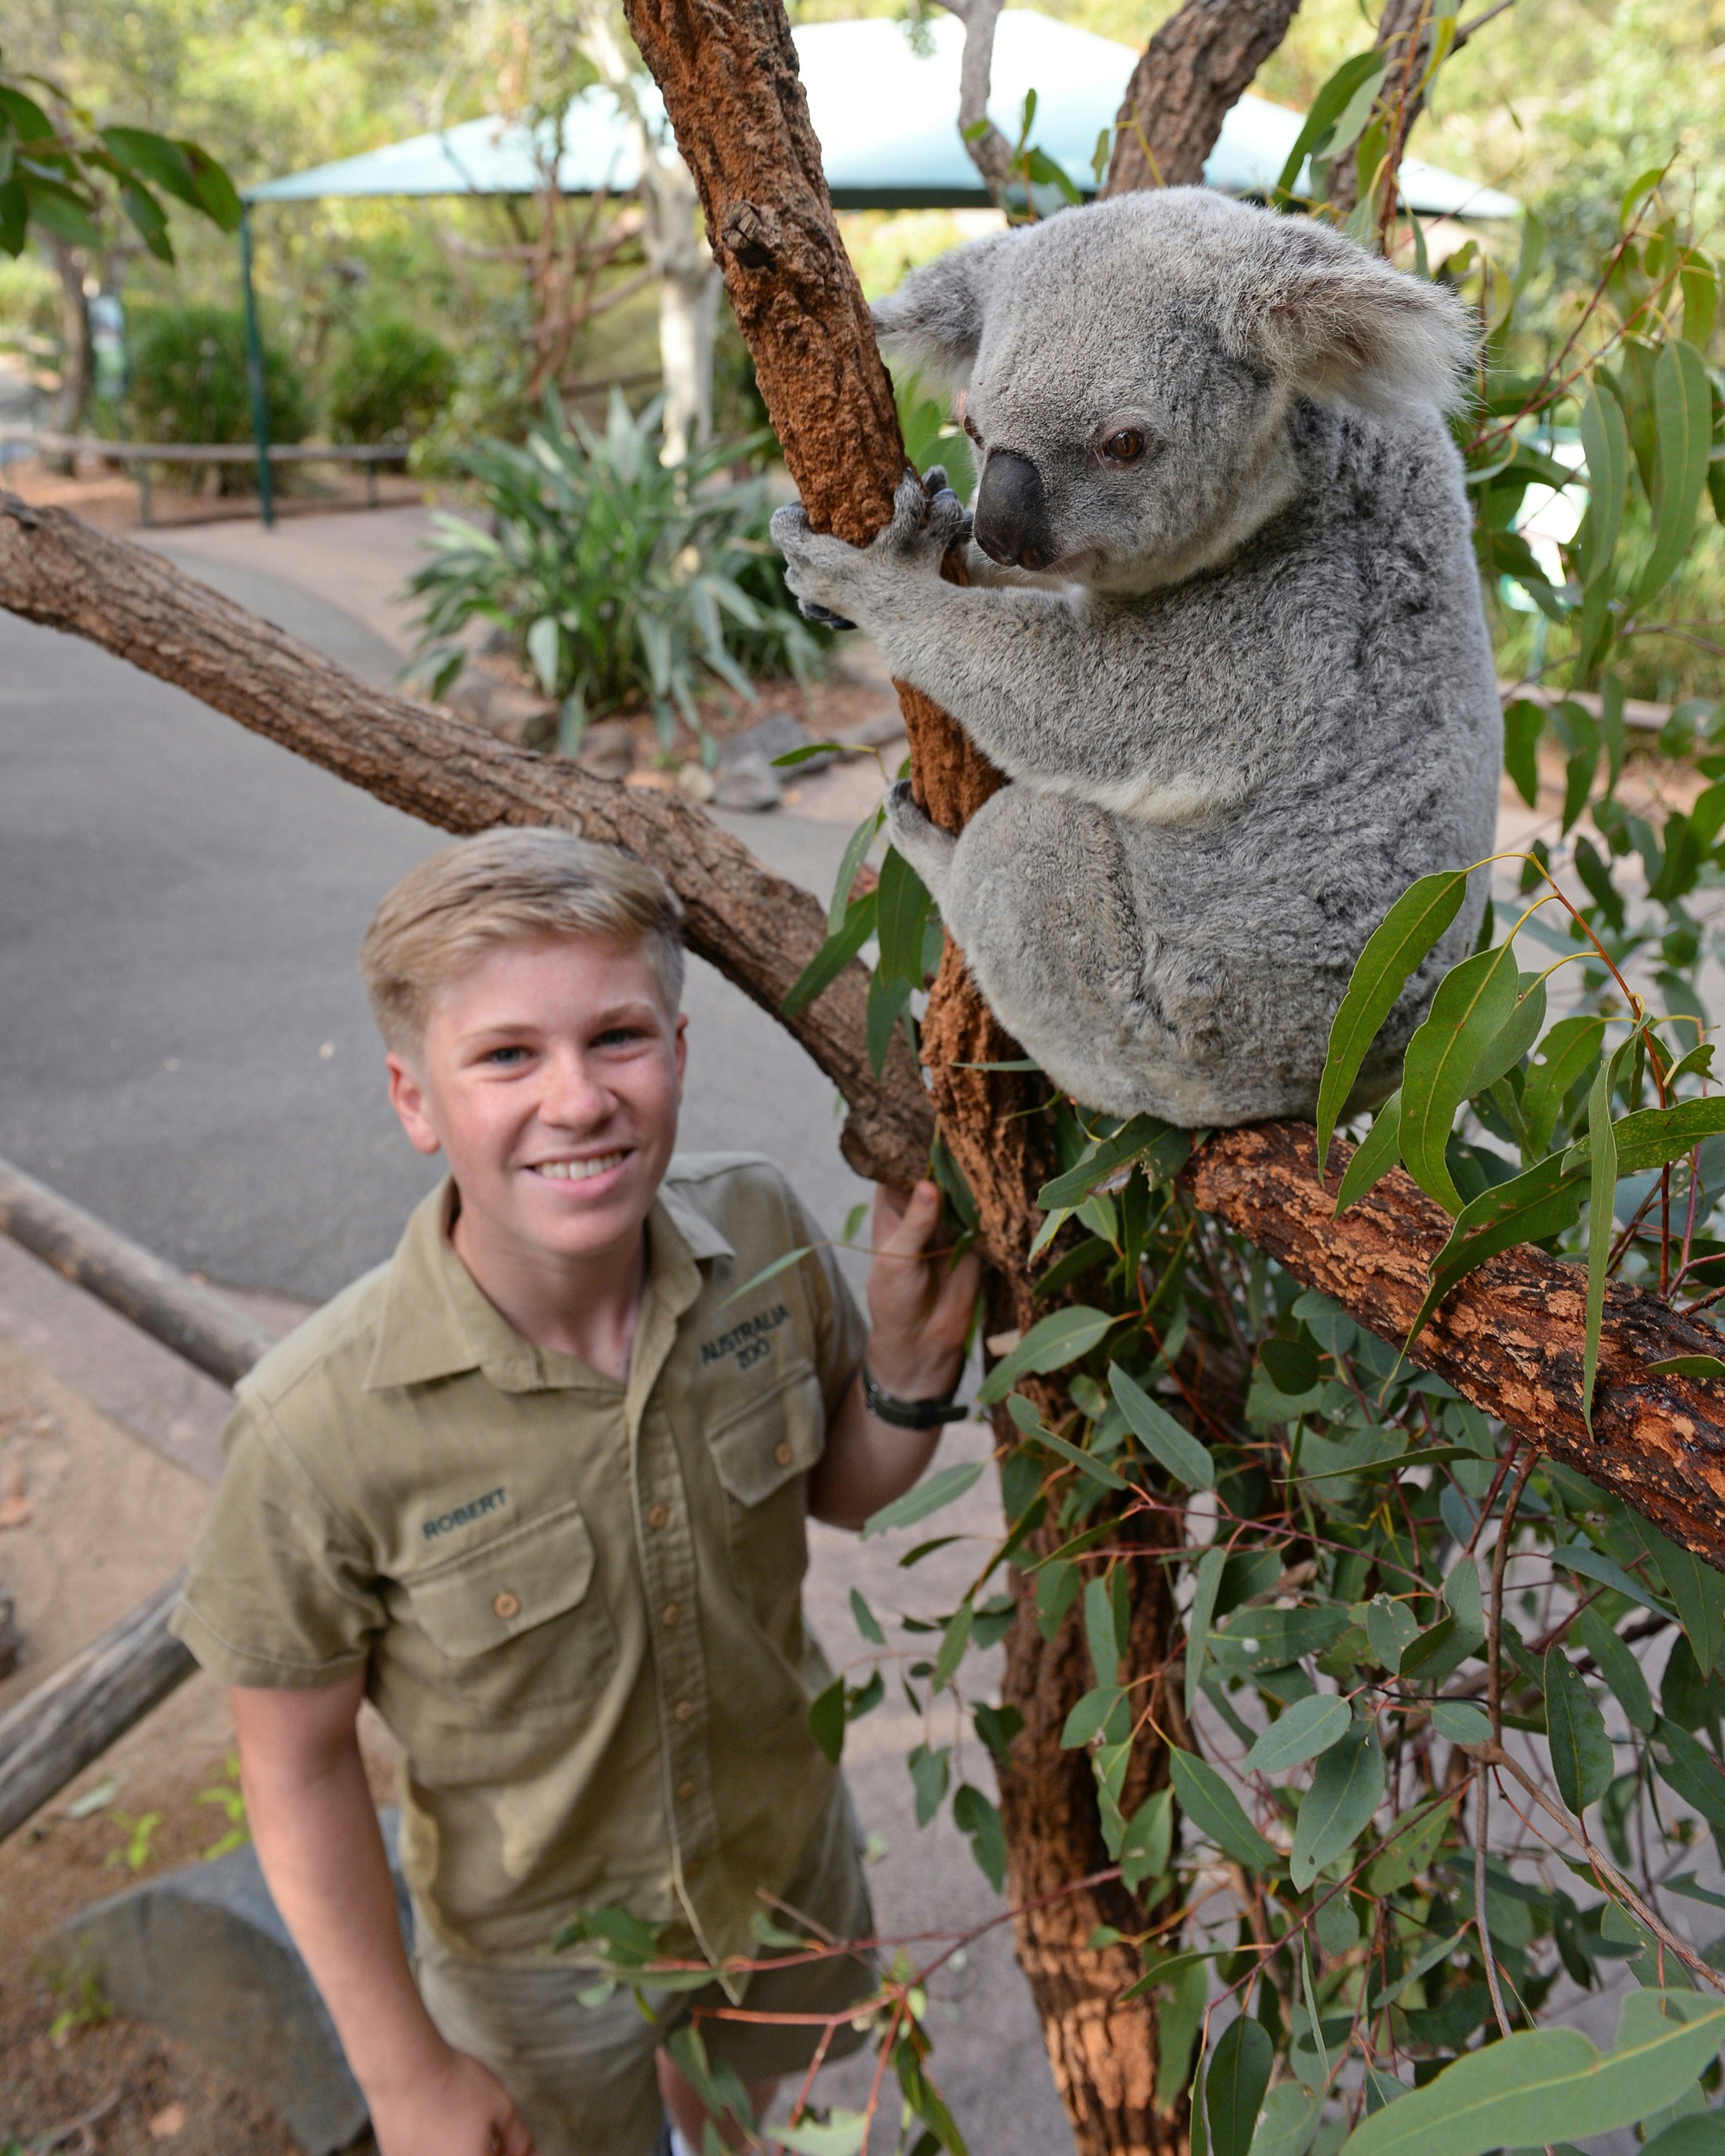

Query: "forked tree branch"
<box><xmin>1102</xmin><ymin>0</ymin><xmax>1305</xmax><ymax>196</ymax></box>
<box><xmin>931</xmin><ymin>0</ymin><xmax>1015</xmax><ymax>206</ymax></box>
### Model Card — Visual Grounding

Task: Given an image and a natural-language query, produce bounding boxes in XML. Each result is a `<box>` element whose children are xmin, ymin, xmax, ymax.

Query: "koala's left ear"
<box><xmin>870</xmin><ymin>233</ymin><xmax>1011</xmax><ymax>387</ymax></box>
<box><xmin>1230</xmin><ymin>223</ymin><xmax>1476</xmax><ymax>413</ymax></box>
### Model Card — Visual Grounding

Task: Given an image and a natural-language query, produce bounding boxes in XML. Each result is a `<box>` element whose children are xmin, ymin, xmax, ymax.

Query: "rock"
<box><xmin>676</xmin><ymin>761</ymin><xmax>718</xmax><ymax>805</ymax></box>
<box><xmin>41</xmin><ymin>1810</ymin><xmax>415</xmax><ymax>2154</ymax></box>
<box><xmin>712</xmin><ymin>752</ymin><xmax>782</xmax><ymax>812</ymax></box>
<box><xmin>0</xmin><ymin>1581</ymin><xmax>19</xmax><ymax>1679</ymax></box>
<box><xmin>834</xmin><ymin>707</ymin><xmax>908</xmax><ymax>752</ymax></box>
<box><xmin>722</xmin><ymin>709</ymin><xmax>832</xmax><ymax>775</ymax></box>
<box><xmin>443</xmin><ymin>665</ymin><xmax>559</xmax><ymax>752</ymax></box>
<box><xmin>573</xmin><ymin>718</ymin><xmax>636</xmax><ymax>781</ymax></box>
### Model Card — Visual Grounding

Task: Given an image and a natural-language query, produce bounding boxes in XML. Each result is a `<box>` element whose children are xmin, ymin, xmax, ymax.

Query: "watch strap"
<box><xmin>862</xmin><ymin>1363</ymin><xmax>966</xmax><ymax>1429</ymax></box>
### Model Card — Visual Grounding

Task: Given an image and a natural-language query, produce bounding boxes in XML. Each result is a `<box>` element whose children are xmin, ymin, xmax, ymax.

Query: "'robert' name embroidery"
<box><xmin>699</xmin><ymin>1302</ymin><xmax>789</xmax><ymax>1373</ymax></box>
<box><xmin>422</xmin><ymin>1486</ymin><xmax>507</xmax><ymax>1540</ymax></box>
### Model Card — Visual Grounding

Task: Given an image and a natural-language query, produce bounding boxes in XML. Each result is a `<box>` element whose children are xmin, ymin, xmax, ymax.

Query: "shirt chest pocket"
<box><xmin>405</xmin><ymin>1501</ymin><xmax>617</xmax><ymax>1720</ymax></box>
<box><xmin>706</xmin><ymin>1360</ymin><xmax>824</xmax><ymax>1633</ymax></box>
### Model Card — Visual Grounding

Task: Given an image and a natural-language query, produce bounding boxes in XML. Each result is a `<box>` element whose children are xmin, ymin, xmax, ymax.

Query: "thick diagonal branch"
<box><xmin>0</xmin><ymin>492</ymin><xmax>932</xmax><ymax>1189</ymax></box>
<box><xmin>1103</xmin><ymin>0</ymin><xmax>1305</xmax><ymax>196</ymax></box>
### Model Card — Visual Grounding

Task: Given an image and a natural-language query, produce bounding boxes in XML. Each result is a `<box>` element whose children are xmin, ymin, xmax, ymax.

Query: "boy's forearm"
<box><xmin>232</xmin><ymin>1684</ymin><xmax>447</xmax><ymax>2099</ymax></box>
<box><xmin>806</xmin><ymin>1371</ymin><xmax>943</xmax><ymax>1529</ymax></box>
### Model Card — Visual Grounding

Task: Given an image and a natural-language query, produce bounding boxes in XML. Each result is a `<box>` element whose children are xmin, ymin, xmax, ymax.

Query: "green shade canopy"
<box><xmin>246</xmin><ymin>10</ymin><xmax>1519</xmax><ymax>220</ymax></box>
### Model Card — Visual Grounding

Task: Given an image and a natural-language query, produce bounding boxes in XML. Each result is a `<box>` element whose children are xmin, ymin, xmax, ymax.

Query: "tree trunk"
<box><xmin>1102</xmin><ymin>0</ymin><xmax>1304</xmax><ymax>195</ymax></box>
<box><xmin>49</xmin><ymin>243</ymin><xmax>93</xmax><ymax>473</ymax></box>
<box><xmin>1325</xmin><ymin>0</ymin><xmax>1427</xmax><ymax>223</ymax></box>
<box><xmin>612</xmin><ymin>1</ymin><xmax>1179</xmax><ymax>2142</ymax></box>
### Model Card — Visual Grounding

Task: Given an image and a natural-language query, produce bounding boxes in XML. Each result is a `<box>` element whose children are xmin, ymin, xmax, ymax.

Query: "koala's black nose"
<box><xmin>974</xmin><ymin>451</ymin><xmax>1054</xmax><ymax>573</ymax></box>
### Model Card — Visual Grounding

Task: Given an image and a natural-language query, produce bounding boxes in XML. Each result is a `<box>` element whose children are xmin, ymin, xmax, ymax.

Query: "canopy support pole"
<box><xmin>237</xmin><ymin>208</ymin><xmax>275</xmax><ymax>530</ymax></box>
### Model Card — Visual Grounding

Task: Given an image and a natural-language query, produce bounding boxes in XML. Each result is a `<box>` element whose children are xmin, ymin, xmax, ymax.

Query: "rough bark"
<box><xmin>1185</xmin><ymin>1122</ymin><xmax>1725</xmax><ymax>1566</ymax></box>
<box><xmin>0</xmin><ymin>1156</ymin><xmax>272</xmax><ymax>1841</ymax></box>
<box><xmin>1102</xmin><ymin>0</ymin><xmax>1305</xmax><ymax>195</ymax></box>
<box><xmin>0</xmin><ymin>1153</ymin><xmax>275</xmax><ymax>1388</ymax></box>
<box><xmin>0</xmin><ymin>1575</ymin><xmax>196</xmax><ymax>1843</ymax></box>
<box><xmin>0</xmin><ymin>492</ymin><xmax>931</xmax><ymax>1193</ymax></box>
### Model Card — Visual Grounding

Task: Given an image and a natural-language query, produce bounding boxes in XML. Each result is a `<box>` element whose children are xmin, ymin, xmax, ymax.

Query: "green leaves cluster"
<box><xmin>0</xmin><ymin>60</ymin><xmax>239</xmax><ymax>259</ymax></box>
<box><xmin>406</xmin><ymin>390</ymin><xmax>824</xmax><ymax>763</ymax></box>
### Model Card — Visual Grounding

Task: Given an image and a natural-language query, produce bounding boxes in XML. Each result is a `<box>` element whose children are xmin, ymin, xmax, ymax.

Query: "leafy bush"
<box><xmin>405</xmin><ymin>392</ymin><xmax>823</xmax><ymax>754</ymax></box>
<box><xmin>126</xmin><ymin>305</ymin><xmax>309</xmax><ymax>489</ymax></box>
<box><xmin>326</xmin><ymin>315</ymin><xmax>456</xmax><ymax>449</ymax></box>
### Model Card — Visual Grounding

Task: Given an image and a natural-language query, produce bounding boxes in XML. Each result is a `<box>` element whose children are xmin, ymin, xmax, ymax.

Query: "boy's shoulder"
<box><xmin>659</xmin><ymin>1151</ymin><xmax>821</xmax><ymax>1258</ymax></box>
<box><xmin>232</xmin><ymin>1257</ymin><xmax>396</xmax><ymax>1425</ymax></box>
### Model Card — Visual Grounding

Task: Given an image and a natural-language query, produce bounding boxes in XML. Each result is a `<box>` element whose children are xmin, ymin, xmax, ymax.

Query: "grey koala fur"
<box><xmin>771</xmin><ymin>188</ymin><xmax>1502</xmax><ymax>1128</ymax></box>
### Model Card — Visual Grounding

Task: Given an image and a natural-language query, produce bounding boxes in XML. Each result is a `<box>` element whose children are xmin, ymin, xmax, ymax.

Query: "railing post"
<box><xmin>237</xmin><ymin>206</ymin><xmax>275</xmax><ymax>530</ymax></box>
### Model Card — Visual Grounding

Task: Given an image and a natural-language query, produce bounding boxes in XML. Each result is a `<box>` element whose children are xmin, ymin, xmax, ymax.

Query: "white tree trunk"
<box><xmin>658</xmin><ymin>257</ymin><xmax>719</xmax><ymax>465</ymax></box>
<box><xmin>577</xmin><ymin>4</ymin><xmax>722</xmax><ymax>463</ymax></box>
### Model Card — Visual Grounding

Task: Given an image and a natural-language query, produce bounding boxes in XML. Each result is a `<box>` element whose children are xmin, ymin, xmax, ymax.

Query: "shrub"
<box><xmin>126</xmin><ymin>305</ymin><xmax>309</xmax><ymax>490</ymax></box>
<box><xmin>326</xmin><ymin>315</ymin><xmax>456</xmax><ymax>449</ymax></box>
<box><xmin>405</xmin><ymin>392</ymin><xmax>824</xmax><ymax>755</ymax></box>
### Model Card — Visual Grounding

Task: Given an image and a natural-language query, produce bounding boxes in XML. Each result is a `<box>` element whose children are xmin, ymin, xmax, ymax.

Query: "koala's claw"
<box><xmin>888</xmin><ymin>468</ymin><xmax>972</xmax><ymax>563</ymax></box>
<box><xmin>883</xmin><ymin>778</ymin><xmax>957</xmax><ymax>907</ymax></box>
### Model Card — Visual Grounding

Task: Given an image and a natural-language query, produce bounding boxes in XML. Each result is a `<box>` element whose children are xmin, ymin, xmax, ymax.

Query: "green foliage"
<box><xmin>405</xmin><ymin>391</ymin><xmax>822</xmax><ymax>758</ymax></box>
<box><xmin>126</xmin><ymin>303</ymin><xmax>310</xmax><ymax>469</ymax></box>
<box><xmin>326</xmin><ymin>313</ymin><xmax>456</xmax><ymax>448</ymax></box>
<box><xmin>0</xmin><ymin>48</ymin><xmax>238</xmax><ymax>261</ymax></box>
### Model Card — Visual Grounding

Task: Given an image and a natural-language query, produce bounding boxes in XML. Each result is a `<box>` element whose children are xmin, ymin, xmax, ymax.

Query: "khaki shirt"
<box><xmin>172</xmin><ymin>1154</ymin><xmax>866</xmax><ymax>1969</ymax></box>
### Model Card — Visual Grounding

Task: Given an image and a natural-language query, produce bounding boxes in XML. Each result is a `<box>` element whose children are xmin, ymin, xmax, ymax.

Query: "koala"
<box><xmin>771</xmin><ymin>188</ymin><xmax>1502</xmax><ymax>1128</ymax></box>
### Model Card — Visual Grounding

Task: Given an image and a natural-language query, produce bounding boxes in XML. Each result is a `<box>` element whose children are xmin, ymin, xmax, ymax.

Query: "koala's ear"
<box><xmin>870</xmin><ymin>234</ymin><xmax>1009</xmax><ymax>385</ymax></box>
<box><xmin>1233</xmin><ymin>224</ymin><xmax>1476</xmax><ymax>413</ymax></box>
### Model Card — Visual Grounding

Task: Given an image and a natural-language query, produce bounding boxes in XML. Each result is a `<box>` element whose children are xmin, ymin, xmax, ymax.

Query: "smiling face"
<box><xmin>385</xmin><ymin>934</ymin><xmax>686</xmax><ymax>1279</ymax></box>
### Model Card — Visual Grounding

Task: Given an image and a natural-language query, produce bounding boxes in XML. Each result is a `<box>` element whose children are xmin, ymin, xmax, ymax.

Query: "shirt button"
<box><xmin>673</xmin><ymin>1697</ymin><xmax>696</xmax><ymax>1723</ymax></box>
<box><xmin>647</xmin><ymin>1502</ymin><xmax>669</xmax><ymax>1530</ymax></box>
<box><xmin>773</xmin><ymin>1442</ymin><xmax>794</xmax><ymax>1468</ymax></box>
<box><xmin>492</xmin><ymin>1590</ymin><xmax>521</xmax><ymax>1621</ymax></box>
<box><xmin>677</xmin><ymin>1777</ymin><xmax>697</xmax><ymax>1802</ymax></box>
<box><xmin>661</xmin><ymin>1602</ymin><xmax>681</xmax><ymax>1627</ymax></box>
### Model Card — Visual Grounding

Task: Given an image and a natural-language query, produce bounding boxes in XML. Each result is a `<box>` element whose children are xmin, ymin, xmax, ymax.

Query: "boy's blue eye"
<box><xmin>594</xmin><ymin>1026</ymin><xmax>645</xmax><ymax>1048</ymax></box>
<box><xmin>487</xmin><ymin>1046</ymin><xmax>529</xmax><ymax>1065</ymax></box>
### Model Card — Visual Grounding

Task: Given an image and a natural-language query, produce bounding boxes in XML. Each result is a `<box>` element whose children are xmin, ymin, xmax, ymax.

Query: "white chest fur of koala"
<box><xmin>772</xmin><ymin>190</ymin><xmax>1502</xmax><ymax>1129</ymax></box>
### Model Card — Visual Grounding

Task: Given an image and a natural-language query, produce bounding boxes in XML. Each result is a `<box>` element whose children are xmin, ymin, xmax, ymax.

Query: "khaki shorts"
<box><xmin>415</xmin><ymin>1784</ymin><xmax>877</xmax><ymax>2156</ymax></box>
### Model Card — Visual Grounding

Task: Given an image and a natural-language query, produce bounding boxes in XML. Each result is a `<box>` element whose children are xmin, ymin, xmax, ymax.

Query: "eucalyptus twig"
<box><xmin>1475</xmin><ymin>1772</ymin><xmax>1517</xmax><ymax>2037</ymax></box>
<box><xmin>1489</xmin><ymin>1447</ymin><xmax>1538</xmax><ymax>1743</ymax></box>
<box><xmin>1475</xmin><ymin>1741</ymin><xmax>1725</xmax><ymax>1994</ymax></box>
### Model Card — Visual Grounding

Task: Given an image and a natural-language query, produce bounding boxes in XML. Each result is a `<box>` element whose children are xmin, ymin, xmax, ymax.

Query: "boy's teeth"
<box><xmin>535</xmin><ymin>1153</ymin><xmax>626</xmax><ymax>1181</ymax></box>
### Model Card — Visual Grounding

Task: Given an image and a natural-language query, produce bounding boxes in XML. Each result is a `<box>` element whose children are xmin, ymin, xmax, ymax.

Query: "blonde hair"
<box><xmin>359</xmin><ymin>828</ymin><xmax>686</xmax><ymax>1053</ymax></box>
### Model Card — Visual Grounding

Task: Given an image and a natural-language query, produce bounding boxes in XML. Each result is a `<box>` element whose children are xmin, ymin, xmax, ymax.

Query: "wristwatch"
<box><xmin>862</xmin><ymin>1363</ymin><xmax>967</xmax><ymax>1429</ymax></box>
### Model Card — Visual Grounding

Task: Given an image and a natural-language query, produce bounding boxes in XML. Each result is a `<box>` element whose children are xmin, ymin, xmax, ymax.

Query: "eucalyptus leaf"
<box><xmin>1338</xmin><ymin>1991</ymin><xmax>1725</xmax><ymax>2156</ymax></box>
<box><xmin>1400</xmin><ymin>942</ymin><xmax>1522</xmax><ymax>1215</ymax></box>
<box><xmin>1545</xmin><ymin>1648</ymin><xmax>1614</xmax><ymax>1812</ymax></box>
<box><xmin>1110</xmin><ymin>1363</ymin><xmax>1215</xmax><ymax>1490</ymax></box>
<box><xmin>1208</xmin><ymin>2015</ymin><xmax>1274</xmax><ymax>2156</ymax></box>
<box><xmin>1291</xmin><ymin>1716</ymin><xmax>1385</xmax><ymax>1888</ymax></box>
<box><xmin>1242</xmin><ymin>1695</ymin><xmax>1352</xmax><ymax>1776</ymax></box>
<box><xmin>1170</xmin><ymin>1746</ymin><xmax>1280</xmax><ymax>1870</ymax></box>
<box><xmin>1317</xmin><ymin>872</ymin><xmax>1468</xmax><ymax>1174</ymax></box>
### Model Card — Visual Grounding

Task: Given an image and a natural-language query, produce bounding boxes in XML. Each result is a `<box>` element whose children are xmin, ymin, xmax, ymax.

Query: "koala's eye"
<box><xmin>1100</xmin><ymin>428</ymin><xmax>1149</xmax><ymax>465</ymax></box>
<box><xmin>962</xmin><ymin>413</ymin><xmax>983</xmax><ymax>448</ymax></box>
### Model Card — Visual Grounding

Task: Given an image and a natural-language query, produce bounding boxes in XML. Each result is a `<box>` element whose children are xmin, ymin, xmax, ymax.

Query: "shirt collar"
<box><xmin>362</xmin><ymin>1172</ymin><xmax>733</xmax><ymax>1394</ymax></box>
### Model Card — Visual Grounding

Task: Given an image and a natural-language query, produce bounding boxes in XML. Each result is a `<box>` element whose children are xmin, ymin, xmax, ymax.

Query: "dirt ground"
<box><xmin>0</xmin><ymin>1344</ymin><xmax>393</xmax><ymax>2155</ymax></box>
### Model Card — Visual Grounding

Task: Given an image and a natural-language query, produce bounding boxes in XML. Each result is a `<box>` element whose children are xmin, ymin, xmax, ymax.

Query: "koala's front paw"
<box><xmin>770</xmin><ymin>501</ymin><xmax>869</xmax><ymax>630</ymax></box>
<box><xmin>883</xmin><ymin>467</ymin><xmax>972</xmax><ymax>567</ymax></box>
<box><xmin>883</xmin><ymin>777</ymin><xmax>957</xmax><ymax>907</ymax></box>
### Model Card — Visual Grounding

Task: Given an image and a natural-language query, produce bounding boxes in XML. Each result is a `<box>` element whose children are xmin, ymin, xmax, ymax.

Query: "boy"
<box><xmin>171</xmin><ymin>829</ymin><xmax>980</xmax><ymax>2156</ymax></box>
